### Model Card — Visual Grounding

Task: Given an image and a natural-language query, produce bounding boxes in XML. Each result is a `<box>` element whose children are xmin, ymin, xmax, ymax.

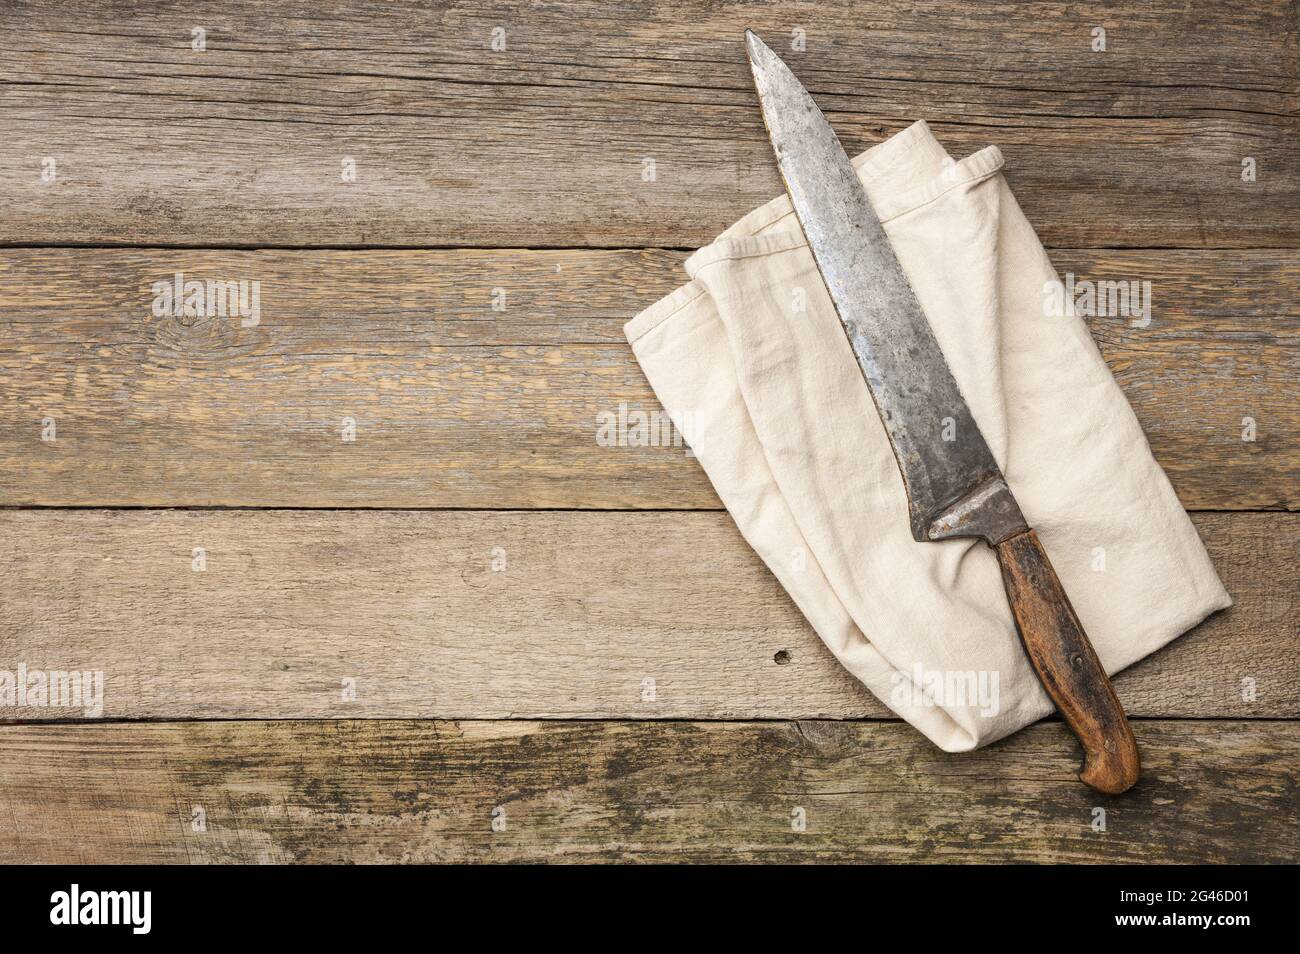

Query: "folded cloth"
<box><xmin>624</xmin><ymin>121</ymin><xmax>1231</xmax><ymax>751</ymax></box>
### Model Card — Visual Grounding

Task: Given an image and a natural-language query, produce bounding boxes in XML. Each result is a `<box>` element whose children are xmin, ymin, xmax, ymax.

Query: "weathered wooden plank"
<box><xmin>1</xmin><ymin>248</ymin><xmax>1294</xmax><ymax>509</ymax></box>
<box><xmin>0</xmin><ymin>510</ymin><xmax>1291</xmax><ymax>721</ymax></box>
<box><xmin>0</xmin><ymin>0</ymin><xmax>1295</xmax><ymax>247</ymax></box>
<box><xmin>0</xmin><ymin>719</ymin><xmax>1293</xmax><ymax>863</ymax></box>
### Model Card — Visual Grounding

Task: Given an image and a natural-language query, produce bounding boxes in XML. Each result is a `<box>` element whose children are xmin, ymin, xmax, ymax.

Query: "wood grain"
<box><xmin>0</xmin><ymin>719</ymin><xmax>1293</xmax><ymax>863</ymax></box>
<box><xmin>0</xmin><ymin>0</ymin><xmax>1295</xmax><ymax>248</ymax></box>
<box><xmin>2</xmin><ymin>247</ymin><xmax>1294</xmax><ymax>509</ymax></box>
<box><xmin>0</xmin><ymin>509</ymin><xmax>1292</xmax><ymax>721</ymax></box>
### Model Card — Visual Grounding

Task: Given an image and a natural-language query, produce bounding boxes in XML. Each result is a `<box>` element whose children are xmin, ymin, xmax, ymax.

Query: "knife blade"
<box><xmin>745</xmin><ymin>30</ymin><xmax>1140</xmax><ymax>794</ymax></box>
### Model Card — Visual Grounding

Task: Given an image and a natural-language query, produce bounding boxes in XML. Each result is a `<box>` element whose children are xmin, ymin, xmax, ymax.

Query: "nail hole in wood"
<box><xmin>774</xmin><ymin>650</ymin><xmax>792</xmax><ymax>666</ymax></box>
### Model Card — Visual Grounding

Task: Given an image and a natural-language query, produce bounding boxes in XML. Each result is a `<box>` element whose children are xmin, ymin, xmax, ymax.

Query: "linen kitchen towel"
<box><xmin>624</xmin><ymin>120</ymin><xmax>1232</xmax><ymax>751</ymax></box>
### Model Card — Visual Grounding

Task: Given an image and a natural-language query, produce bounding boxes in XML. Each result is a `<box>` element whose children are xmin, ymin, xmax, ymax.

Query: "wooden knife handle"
<box><xmin>994</xmin><ymin>529</ymin><xmax>1140</xmax><ymax>794</ymax></box>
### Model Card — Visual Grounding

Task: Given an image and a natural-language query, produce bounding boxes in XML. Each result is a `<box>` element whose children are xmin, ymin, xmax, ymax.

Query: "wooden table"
<box><xmin>0</xmin><ymin>0</ymin><xmax>1295</xmax><ymax>863</ymax></box>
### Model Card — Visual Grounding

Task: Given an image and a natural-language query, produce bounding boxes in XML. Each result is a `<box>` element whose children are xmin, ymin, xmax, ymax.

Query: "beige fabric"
<box><xmin>624</xmin><ymin>121</ymin><xmax>1231</xmax><ymax>751</ymax></box>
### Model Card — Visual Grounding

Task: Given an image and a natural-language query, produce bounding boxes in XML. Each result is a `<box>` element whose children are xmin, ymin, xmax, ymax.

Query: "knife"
<box><xmin>744</xmin><ymin>31</ymin><xmax>1140</xmax><ymax>794</ymax></box>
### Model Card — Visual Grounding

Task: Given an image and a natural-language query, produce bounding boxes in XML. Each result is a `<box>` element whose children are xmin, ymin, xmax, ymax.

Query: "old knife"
<box><xmin>745</xmin><ymin>31</ymin><xmax>1140</xmax><ymax>794</ymax></box>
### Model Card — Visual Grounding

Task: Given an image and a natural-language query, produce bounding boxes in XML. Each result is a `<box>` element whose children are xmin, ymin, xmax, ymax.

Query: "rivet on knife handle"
<box><xmin>744</xmin><ymin>30</ymin><xmax>1140</xmax><ymax>792</ymax></box>
<box><xmin>995</xmin><ymin>530</ymin><xmax>1140</xmax><ymax>794</ymax></box>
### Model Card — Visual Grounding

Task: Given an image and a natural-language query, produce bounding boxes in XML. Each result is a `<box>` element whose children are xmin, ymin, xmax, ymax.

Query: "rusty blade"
<box><xmin>744</xmin><ymin>31</ymin><xmax>1027</xmax><ymax>545</ymax></box>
